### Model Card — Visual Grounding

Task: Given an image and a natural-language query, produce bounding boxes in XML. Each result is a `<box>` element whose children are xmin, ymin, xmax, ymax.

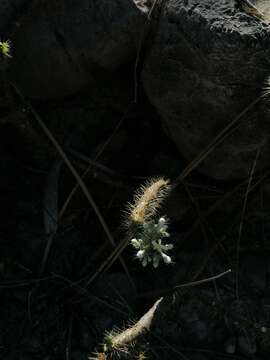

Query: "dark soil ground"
<box><xmin>1</xmin><ymin>77</ymin><xmax>270</xmax><ymax>360</ymax></box>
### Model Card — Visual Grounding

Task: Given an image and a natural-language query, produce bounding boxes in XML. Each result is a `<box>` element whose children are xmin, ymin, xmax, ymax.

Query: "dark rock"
<box><xmin>142</xmin><ymin>0</ymin><xmax>270</xmax><ymax>179</ymax></box>
<box><xmin>0</xmin><ymin>0</ymin><xmax>26</xmax><ymax>32</ymax></box>
<box><xmin>194</xmin><ymin>320</ymin><xmax>208</xmax><ymax>341</ymax></box>
<box><xmin>241</xmin><ymin>254</ymin><xmax>269</xmax><ymax>292</ymax></box>
<box><xmin>238</xmin><ymin>333</ymin><xmax>257</xmax><ymax>354</ymax></box>
<box><xmin>71</xmin><ymin>351</ymin><xmax>84</xmax><ymax>360</ymax></box>
<box><xmin>9</xmin><ymin>0</ymin><xmax>146</xmax><ymax>98</ymax></box>
<box><xmin>94</xmin><ymin>272</ymin><xmax>136</xmax><ymax>307</ymax></box>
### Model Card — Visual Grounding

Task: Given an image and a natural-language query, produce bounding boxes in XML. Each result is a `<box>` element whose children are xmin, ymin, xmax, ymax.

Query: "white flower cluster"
<box><xmin>131</xmin><ymin>217</ymin><xmax>173</xmax><ymax>268</ymax></box>
<box><xmin>0</xmin><ymin>40</ymin><xmax>12</xmax><ymax>58</ymax></box>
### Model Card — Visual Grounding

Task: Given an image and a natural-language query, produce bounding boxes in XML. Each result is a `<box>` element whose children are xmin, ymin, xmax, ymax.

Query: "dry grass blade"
<box><xmin>40</xmin><ymin>159</ymin><xmax>62</xmax><ymax>275</ymax></box>
<box><xmin>12</xmin><ymin>84</ymin><xmax>134</xmax><ymax>289</ymax></box>
<box><xmin>52</xmin><ymin>273</ymin><xmax>127</xmax><ymax>315</ymax></box>
<box><xmin>134</xmin><ymin>0</ymin><xmax>163</xmax><ymax>102</ymax></box>
<box><xmin>188</xmin><ymin>171</ymin><xmax>270</xmax><ymax>284</ymax></box>
<box><xmin>185</xmin><ymin>170</ymin><xmax>270</xmax><ymax>243</ymax></box>
<box><xmin>148</xmin><ymin>0</ymin><xmax>160</xmax><ymax>20</ymax></box>
<box><xmin>59</xmin><ymin>164</ymin><xmax>91</xmax><ymax>220</ymax></box>
<box><xmin>65</xmin><ymin>316</ymin><xmax>73</xmax><ymax>360</ymax></box>
<box><xmin>137</xmin><ymin>268</ymin><xmax>232</xmax><ymax>299</ymax></box>
<box><xmin>235</xmin><ymin>144</ymin><xmax>262</xmax><ymax>299</ymax></box>
<box><xmin>173</xmin><ymin>95</ymin><xmax>262</xmax><ymax>186</ymax></box>
<box><xmin>174</xmin><ymin>269</ymin><xmax>231</xmax><ymax>289</ymax></box>
<box><xmin>181</xmin><ymin>180</ymin><xmax>215</xmax><ymax>247</ymax></box>
<box><xmin>59</xmin><ymin>113</ymin><xmax>126</xmax><ymax>219</ymax></box>
<box><xmin>66</xmin><ymin>148</ymin><xmax>130</xmax><ymax>190</ymax></box>
<box><xmin>152</xmin><ymin>332</ymin><xmax>191</xmax><ymax>360</ymax></box>
<box><xmin>84</xmin><ymin>234</ymin><xmax>130</xmax><ymax>288</ymax></box>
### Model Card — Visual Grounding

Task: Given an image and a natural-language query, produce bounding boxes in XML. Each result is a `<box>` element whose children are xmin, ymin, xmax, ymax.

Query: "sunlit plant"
<box><xmin>0</xmin><ymin>40</ymin><xmax>12</xmax><ymax>59</ymax></box>
<box><xmin>125</xmin><ymin>177</ymin><xmax>174</xmax><ymax>268</ymax></box>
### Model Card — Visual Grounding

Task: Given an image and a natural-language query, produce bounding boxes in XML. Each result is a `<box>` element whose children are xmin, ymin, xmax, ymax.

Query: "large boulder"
<box><xmin>142</xmin><ymin>0</ymin><xmax>270</xmax><ymax>180</ymax></box>
<box><xmin>8</xmin><ymin>0</ymin><xmax>146</xmax><ymax>99</ymax></box>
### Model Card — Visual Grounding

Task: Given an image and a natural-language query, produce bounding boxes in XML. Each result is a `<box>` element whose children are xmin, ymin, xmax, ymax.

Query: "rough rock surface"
<box><xmin>8</xmin><ymin>0</ymin><xmax>146</xmax><ymax>98</ymax></box>
<box><xmin>142</xmin><ymin>0</ymin><xmax>270</xmax><ymax>179</ymax></box>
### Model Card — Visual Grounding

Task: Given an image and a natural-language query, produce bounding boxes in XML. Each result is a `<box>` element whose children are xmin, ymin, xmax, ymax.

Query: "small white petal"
<box><xmin>153</xmin><ymin>256</ymin><xmax>160</xmax><ymax>268</ymax></box>
<box><xmin>159</xmin><ymin>217</ymin><xmax>166</xmax><ymax>225</ymax></box>
<box><xmin>142</xmin><ymin>258</ymin><xmax>148</xmax><ymax>267</ymax></box>
<box><xmin>131</xmin><ymin>239</ymin><xmax>140</xmax><ymax>248</ymax></box>
<box><xmin>163</xmin><ymin>244</ymin><xmax>173</xmax><ymax>250</ymax></box>
<box><xmin>161</xmin><ymin>231</ymin><xmax>170</xmax><ymax>237</ymax></box>
<box><xmin>137</xmin><ymin>250</ymin><xmax>145</xmax><ymax>259</ymax></box>
<box><xmin>161</xmin><ymin>253</ymin><xmax>172</xmax><ymax>264</ymax></box>
<box><xmin>159</xmin><ymin>225</ymin><xmax>168</xmax><ymax>233</ymax></box>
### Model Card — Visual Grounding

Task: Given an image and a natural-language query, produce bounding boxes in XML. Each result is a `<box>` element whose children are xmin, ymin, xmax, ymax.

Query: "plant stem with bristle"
<box><xmin>126</xmin><ymin>177</ymin><xmax>171</xmax><ymax>230</ymax></box>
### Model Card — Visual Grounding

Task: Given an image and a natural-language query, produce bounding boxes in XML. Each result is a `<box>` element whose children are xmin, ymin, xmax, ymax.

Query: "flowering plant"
<box><xmin>131</xmin><ymin>217</ymin><xmax>173</xmax><ymax>267</ymax></box>
<box><xmin>0</xmin><ymin>40</ymin><xmax>12</xmax><ymax>59</ymax></box>
<box><xmin>126</xmin><ymin>178</ymin><xmax>174</xmax><ymax>268</ymax></box>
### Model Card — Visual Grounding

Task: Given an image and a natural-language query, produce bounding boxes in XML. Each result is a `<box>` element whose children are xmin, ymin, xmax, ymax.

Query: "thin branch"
<box><xmin>174</xmin><ymin>268</ymin><xmax>231</xmax><ymax>289</ymax></box>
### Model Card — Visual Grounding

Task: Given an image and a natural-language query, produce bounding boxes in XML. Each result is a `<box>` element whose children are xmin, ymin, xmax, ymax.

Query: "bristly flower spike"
<box><xmin>125</xmin><ymin>177</ymin><xmax>171</xmax><ymax>229</ymax></box>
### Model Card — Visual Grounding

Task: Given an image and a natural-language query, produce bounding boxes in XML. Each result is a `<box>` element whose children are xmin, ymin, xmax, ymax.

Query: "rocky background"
<box><xmin>1</xmin><ymin>0</ymin><xmax>270</xmax><ymax>359</ymax></box>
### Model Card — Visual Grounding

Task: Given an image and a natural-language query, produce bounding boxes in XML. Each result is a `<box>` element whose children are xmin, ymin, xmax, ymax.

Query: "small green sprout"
<box><xmin>0</xmin><ymin>40</ymin><xmax>12</xmax><ymax>58</ymax></box>
<box><xmin>131</xmin><ymin>217</ymin><xmax>173</xmax><ymax>268</ymax></box>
